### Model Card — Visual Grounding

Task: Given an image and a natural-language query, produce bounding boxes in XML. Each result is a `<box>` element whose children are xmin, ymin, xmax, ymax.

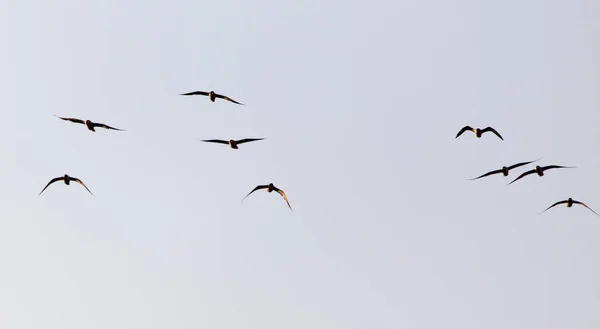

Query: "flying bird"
<box><xmin>538</xmin><ymin>198</ymin><xmax>599</xmax><ymax>216</ymax></box>
<box><xmin>55</xmin><ymin>115</ymin><xmax>124</xmax><ymax>132</ymax></box>
<box><xmin>200</xmin><ymin>137</ymin><xmax>266</xmax><ymax>149</ymax></box>
<box><xmin>39</xmin><ymin>174</ymin><xmax>93</xmax><ymax>196</ymax></box>
<box><xmin>508</xmin><ymin>165</ymin><xmax>575</xmax><ymax>185</ymax></box>
<box><xmin>242</xmin><ymin>183</ymin><xmax>292</xmax><ymax>211</ymax></box>
<box><xmin>180</xmin><ymin>90</ymin><xmax>244</xmax><ymax>105</ymax></box>
<box><xmin>455</xmin><ymin>126</ymin><xmax>503</xmax><ymax>140</ymax></box>
<box><xmin>468</xmin><ymin>158</ymin><xmax>541</xmax><ymax>180</ymax></box>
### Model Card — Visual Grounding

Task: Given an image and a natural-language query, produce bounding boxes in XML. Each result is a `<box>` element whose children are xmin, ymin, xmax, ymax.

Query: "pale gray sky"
<box><xmin>1</xmin><ymin>0</ymin><xmax>600</xmax><ymax>328</ymax></box>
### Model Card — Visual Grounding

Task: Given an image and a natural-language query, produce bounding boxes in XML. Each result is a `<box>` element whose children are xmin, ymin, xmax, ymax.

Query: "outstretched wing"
<box><xmin>572</xmin><ymin>200</ymin><xmax>600</xmax><ymax>216</ymax></box>
<box><xmin>468</xmin><ymin>168</ymin><xmax>503</xmax><ymax>180</ymax></box>
<box><xmin>38</xmin><ymin>177</ymin><xmax>64</xmax><ymax>195</ymax></box>
<box><xmin>236</xmin><ymin>138</ymin><xmax>266</xmax><ymax>145</ymax></box>
<box><xmin>541</xmin><ymin>165</ymin><xmax>575</xmax><ymax>171</ymax></box>
<box><xmin>72</xmin><ymin>178</ymin><xmax>94</xmax><ymax>195</ymax></box>
<box><xmin>538</xmin><ymin>200</ymin><xmax>569</xmax><ymax>215</ymax></box>
<box><xmin>54</xmin><ymin>115</ymin><xmax>85</xmax><ymax>124</ymax></box>
<box><xmin>180</xmin><ymin>91</ymin><xmax>209</xmax><ymax>96</ymax></box>
<box><xmin>507</xmin><ymin>158</ymin><xmax>542</xmax><ymax>170</ymax></box>
<box><xmin>481</xmin><ymin>127</ymin><xmax>503</xmax><ymax>140</ymax></box>
<box><xmin>273</xmin><ymin>187</ymin><xmax>293</xmax><ymax>211</ymax></box>
<box><xmin>242</xmin><ymin>185</ymin><xmax>269</xmax><ymax>201</ymax></box>
<box><xmin>214</xmin><ymin>93</ymin><xmax>244</xmax><ymax>105</ymax></box>
<box><xmin>507</xmin><ymin>169</ymin><xmax>536</xmax><ymax>185</ymax></box>
<box><xmin>200</xmin><ymin>139</ymin><xmax>229</xmax><ymax>144</ymax></box>
<box><xmin>455</xmin><ymin>126</ymin><xmax>474</xmax><ymax>138</ymax></box>
<box><xmin>92</xmin><ymin>122</ymin><xmax>125</xmax><ymax>131</ymax></box>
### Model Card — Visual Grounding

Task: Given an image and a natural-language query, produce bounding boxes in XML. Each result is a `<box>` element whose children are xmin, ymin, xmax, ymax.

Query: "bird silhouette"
<box><xmin>508</xmin><ymin>165</ymin><xmax>575</xmax><ymax>185</ymax></box>
<box><xmin>180</xmin><ymin>90</ymin><xmax>244</xmax><ymax>105</ymax></box>
<box><xmin>200</xmin><ymin>138</ymin><xmax>266</xmax><ymax>149</ymax></box>
<box><xmin>468</xmin><ymin>158</ymin><xmax>541</xmax><ymax>180</ymax></box>
<box><xmin>39</xmin><ymin>174</ymin><xmax>93</xmax><ymax>196</ymax></box>
<box><xmin>242</xmin><ymin>183</ymin><xmax>292</xmax><ymax>211</ymax></box>
<box><xmin>455</xmin><ymin>126</ymin><xmax>503</xmax><ymax>140</ymax></box>
<box><xmin>55</xmin><ymin>115</ymin><xmax>124</xmax><ymax>132</ymax></box>
<box><xmin>538</xmin><ymin>198</ymin><xmax>599</xmax><ymax>216</ymax></box>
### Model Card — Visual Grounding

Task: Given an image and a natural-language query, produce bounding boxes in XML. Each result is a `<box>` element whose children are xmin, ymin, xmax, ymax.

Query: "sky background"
<box><xmin>1</xmin><ymin>0</ymin><xmax>600</xmax><ymax>328</ymax></box>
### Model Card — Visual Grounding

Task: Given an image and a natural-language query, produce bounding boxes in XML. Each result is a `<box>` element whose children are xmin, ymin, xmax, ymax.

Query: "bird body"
<box><xmin>455</xmin><ymin>126</ymin><xmax>503</xmax><ymax>140</ymax></box>
<box><xmin>200</xmin><ymin>137</ymin><xmax>266</xmax><ymax>149</ymax></box>
<box><xmin>55</xmin><ymin>115</ymin><xmax>124</xmax><ymax>132</ymax></box>
<box><xmin>242</xmin><ymin>183</ymin><xmax>292</xmax><ymax>211</ymax></box>
<box><xmin>539</xmin><ymin>198</ymin><xmax>599</xmax><ymax>216</ymax></box>
<box><xmin>180</xmin><ymin>90</ymin><xmax>244</xmax><ymax>105</ymax></box>
<box><xmin>468</xmin><ymin>158</ymin><xmax>541</xmax><ymax>181</ymax></box>
<box><xmin>39</xmin><ymin>174</ymin><xmax>93</xmax><ymax>195</ymax></box>
<box><xmin>508</xmin><ymin>164</ymin><xmax>574</xmax><ymax>185</ymax></box>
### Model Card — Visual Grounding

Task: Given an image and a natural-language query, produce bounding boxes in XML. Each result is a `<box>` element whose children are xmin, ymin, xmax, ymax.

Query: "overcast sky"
<box><xmin>1</xmin><ymin>0</ymin><xmax>599</xmax><ymax>328</ymax></box>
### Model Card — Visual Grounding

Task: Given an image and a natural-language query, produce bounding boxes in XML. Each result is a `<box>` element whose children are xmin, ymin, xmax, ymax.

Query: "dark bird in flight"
<box><xmin>538</xmin><ymin>198</ymin><xmax>599</xmax><ymax>216</ymax></box>
<box><xmin>508</xmin><ymin>165</ymin><xmax>575</xmax><ymax>185</ymax></box>
<box><xmin>180</xmin><ymin>90</ymin><xmax>244</xmax><ymax>105</ymax></box>
<box><xmin>200</xmin><ymin>137</ymin><xmax>266</xmax><ymax>149</ymax></box>
<box><xmin>468</xmin><ymin>158</ymin><xmax>541</xmax><ymax>180</ymax></box>
<box><xmin>55</xmin><ymin>115</ymin><xmax>124</xmax><ymax>132</ymax></box>
<box><xmin>455</xmin><ymin>126</ymin><xmax>503</xmax><ymax>140</ymax></box>
<box><xmin>39</xmin><ymin>174</ymin><xmax>93</xmax><ymax>196</ymax></box>
<box><xmin>242</xmin><ymin>183</ymin><xmax>292</xmax><ymax>211</ymax></box>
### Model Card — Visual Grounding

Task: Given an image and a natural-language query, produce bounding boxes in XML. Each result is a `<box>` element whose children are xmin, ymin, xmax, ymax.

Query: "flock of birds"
<box><xmin>456</xmin><ymin>125</ymin><xmax>599</xmax><ymax>216</ymax></box>
<box><xmin>38</xmin><ymin>90</ymin><xmax>293</xmax><ymax>211</ymax></box>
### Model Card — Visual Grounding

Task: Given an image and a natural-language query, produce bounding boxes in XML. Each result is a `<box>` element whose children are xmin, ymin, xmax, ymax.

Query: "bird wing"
<box><xmin>92</xmin><ymin>122</ymin><xmax>125</xmax><ymax>131</ymax></box>
<box><xmin>455</xmin><ymin>126</ymin><xmax>474</xmax><ymax>138</ymax></box>
<box><xmin>481</xmin><ymin>127</ymin><xmax>503</xmax><ymax>140</ymax></box>
<box><xmin>273</xmin><ymin>187</ymin><xmax>293</xmax><ymax>211</ymax></box>
<box><xmin>214</xmin><ymin>93</ymin><xmax>244</xmax><ymax>105</ymax></box>
<box><xmin>538</xmin><ymin>200</ymin><xmax>569</xmax><ymax>215</ymax></box>
<box><xmin>541</xmin><ymin>165</ymin><xmax>575</xmax><ymax>171</ymax></box>
<box><xmin>200</xmin><ymin>139</ymin><xmax>229</xmax><ymax>144</ymax></box>
<box><xmin>236</xmin><ymin>138</ymin><xmax>266</xmax><ymax>145</ymax></box>
<box><xmin>468</xmin><ymin>168</ymin><xmax>503</xmax><ymax>180</ymax></box>
<box><xmin>72</xmin><ymin>177</ymin><xmax>94</xmax><ymax>195</ymax></box>
<box><xmin>572</xmin><ymin>201</ymin><xmax>600</xmax><ymax>216</ymax></box>
<box><xmin>38</xmin><ymin>177</ymin><xmax>64</xmax><ymax>195</ymax></box>
<box><xmin>507</xmin><ymin>158</ymin><xmax>542</xmax><ymax>170</ymax></box>
<box><xmin>242</xmin><ymin>185</ymin><xmax>269</xmax><ymax>201</ymax></box>
<box><xmin>180</xmin><ymin>91</ymin><xmax>209</xmax><ymax>96</ymax></box>
<box><xmin>507</xmin><ymin>169</ymin><xmax>536</xmax><ymax>185</ymax></box>
<box><xmin>54</xmin><ymin>115</ymin><xmax>84</xmax><ymax>124</ymax></box>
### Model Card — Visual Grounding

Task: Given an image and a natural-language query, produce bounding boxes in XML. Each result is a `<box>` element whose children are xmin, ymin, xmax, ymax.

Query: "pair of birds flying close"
<box><xmin>469</xmin><ymin>159</ymin><xmax>574</xmax><ymax>185</ymax></box>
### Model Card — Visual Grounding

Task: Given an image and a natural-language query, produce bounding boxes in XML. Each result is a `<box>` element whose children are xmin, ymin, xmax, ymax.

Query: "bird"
<box><xmin>180</xmin><ymin>90</ymin><xmax>244</xmax><ymax>105</ymax></box>
<box><xmin>199</xmin><ymin>137</ymin><xmax>266</xmax><ymax>149</ymax></box>
<box><xmin>39</xmin><ymin>174</ymin><xmax>93</xmax><ymax>196</ymax></box>
<box><xmin>468</xmin><ymin>158</ymin><xmax>541</xmax><ymax>180</ymax></box>
<box><xmin>242</xmin><ymin>183</ymin><xmax>292</xmax><ymax>211</ymax></box>
<box><xmin>54</xmin><ymin>115</ymin><xmax>124</xmax><ymax>132</ymax></box>
<box><xmin>455</xmin><ymin>126</ymin><xmax>503</xmax><ymax>140</ymax></box>
<box><xmin>538</xmin><ymin>198</ymin><xmax>599</xmax><ymax>216</ymax></box>
<box><xmin>507</xmin><ymin>164</ymin><xmax>575</xmax><ymax>185</ymax></box>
